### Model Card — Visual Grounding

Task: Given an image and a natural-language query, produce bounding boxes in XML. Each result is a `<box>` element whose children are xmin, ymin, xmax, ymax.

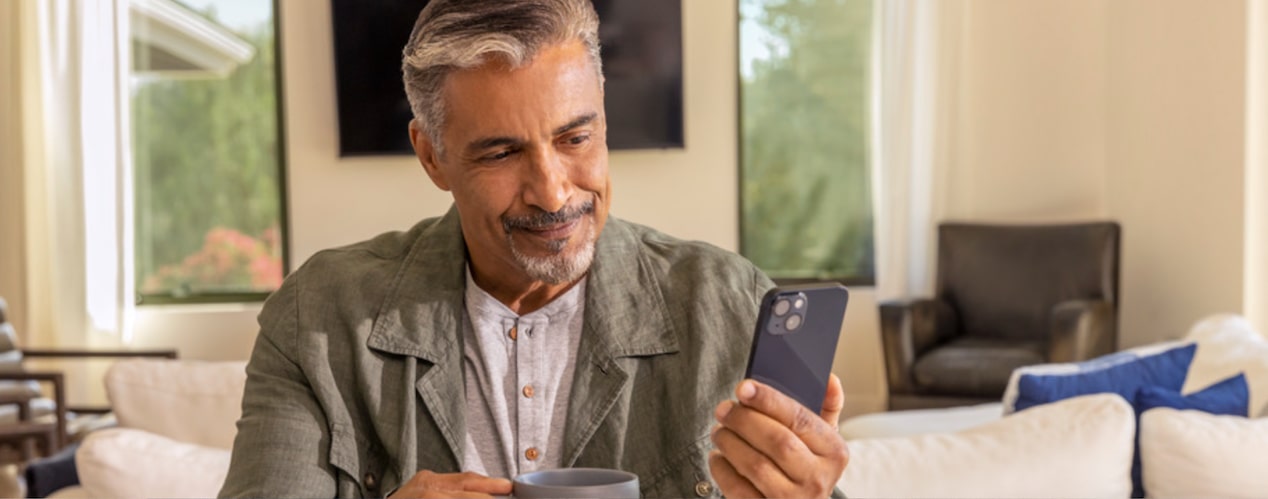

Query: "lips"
<box><xmin>522</xmin><ymin>218</ymin><xmax>580</xmax><ymax>240</ymax></box>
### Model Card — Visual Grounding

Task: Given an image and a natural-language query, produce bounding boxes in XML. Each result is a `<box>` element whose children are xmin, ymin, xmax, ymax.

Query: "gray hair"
<box><xmin>401</xmin><ymin>0</ymin><xmax>603</xmax><ymax>154</ymax></box>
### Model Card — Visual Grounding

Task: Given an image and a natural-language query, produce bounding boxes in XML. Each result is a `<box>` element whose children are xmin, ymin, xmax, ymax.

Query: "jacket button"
<box><xmin>363</xmin><ymin>472</ymin><xmax>377</xmax><ymax>491</ymax></box>
<box><xmin>525</xmin><ymin>447</ymin><xmax>540</xmax><ymax>461</ymax></box>
<box><xmin>694</xmin><ymin>480</ymin><xmax>713</xmax><ymax>497</ymax></box>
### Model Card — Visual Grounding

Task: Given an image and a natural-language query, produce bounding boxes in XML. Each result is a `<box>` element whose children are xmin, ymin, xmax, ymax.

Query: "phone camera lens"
<box><xmin>785</xmin><ymin>314</ymin><xmax>802</xmax><ymax>331</ymax></box>
<box><xmin>773</xmin><ymin>299</ymin><xmax>791</xmax><ymax>316</ymax></box>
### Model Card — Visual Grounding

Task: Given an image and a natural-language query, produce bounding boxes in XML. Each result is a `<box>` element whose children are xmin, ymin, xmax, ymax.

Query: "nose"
<box><xmin>521</xmin><ymin>147</ymin><xmax>573</xmax><ymax>213</ymax></box>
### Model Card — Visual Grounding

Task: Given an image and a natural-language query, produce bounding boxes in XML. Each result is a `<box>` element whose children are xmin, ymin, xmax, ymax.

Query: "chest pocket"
<box><xmin>640</xmin><ymin>435</ymin><xmax>721</xmax><ymax>499</ymax></box>
<box><xmin>330</xmin><ymin>423</ymin><xmax>393</xmax><ymax>498</ymax></box>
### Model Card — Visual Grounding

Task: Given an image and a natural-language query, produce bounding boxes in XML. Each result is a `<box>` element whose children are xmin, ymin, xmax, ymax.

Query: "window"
<box><xmin>739</xmin><ymin>0</ymin><xmax>874</xmax><ymax>284</ymax></box>
<box><xmin>129</xmin><ymin>0</ymin><xmax>287</xmax><ymax>303</ymax></box>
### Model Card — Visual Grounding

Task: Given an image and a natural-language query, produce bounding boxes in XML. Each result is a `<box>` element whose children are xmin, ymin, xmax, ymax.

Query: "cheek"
<box><xmin>573</xmin><ymin>150</ymin><xmax>610</xmax><ymax>193</ymax></box>
<box><xmin>453</xmin><ymin>172</ymin><xmax>520</xmax><ymax>221</ymax></box>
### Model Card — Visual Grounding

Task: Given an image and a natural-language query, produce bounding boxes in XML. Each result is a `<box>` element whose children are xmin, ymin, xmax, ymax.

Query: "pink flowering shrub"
<box><xmin>143</xmin><ymin>226</ymin><xmax>283</xmax><ymax>294</ymax></box>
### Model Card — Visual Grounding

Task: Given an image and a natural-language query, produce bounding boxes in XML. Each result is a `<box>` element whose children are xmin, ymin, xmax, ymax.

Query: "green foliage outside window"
<box><xmin>740</xmin><ymin>0</ymin><xmax>875</xmax><ymax>282</ymax></box>
<box><xmin>132</xmin><ymin>2</ymin><xmax>285</xmax><ymax>301</ymax></box>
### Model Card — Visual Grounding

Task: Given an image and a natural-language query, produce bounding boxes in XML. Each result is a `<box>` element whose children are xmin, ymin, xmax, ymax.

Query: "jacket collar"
<box><xmin>366</xmin><ymin>206</ymin><xmax>680</xmax><ymax>362</ymax></box>
<box><xmin>366</xmin><ymin>205</ymin><xmax>467</xmax><ymax>362</ymax></box>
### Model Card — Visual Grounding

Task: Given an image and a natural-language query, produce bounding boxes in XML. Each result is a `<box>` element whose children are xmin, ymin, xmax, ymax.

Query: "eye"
<box><xmin>562</xmin><ymin>133</ymin><xmax>590</xmax><ymax>147</ymax></box>
<box><xmin>481</xmin><ymin>149</ymin><xmax>515</xmax><ymax>163</ymax></box>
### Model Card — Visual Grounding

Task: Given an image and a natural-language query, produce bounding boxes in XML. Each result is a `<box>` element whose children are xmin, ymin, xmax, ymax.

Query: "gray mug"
<box><xmin>512</xmin><ymin>468</ymin><xmax>640</xmax><ymax>499</ymax></box>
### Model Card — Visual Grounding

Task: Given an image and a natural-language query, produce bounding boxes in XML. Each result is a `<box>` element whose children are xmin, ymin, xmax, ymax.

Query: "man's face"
<box><xmin>412</xmin><ymin>41</ymin><xmax>610</xmax><ymax>285</ymax></box>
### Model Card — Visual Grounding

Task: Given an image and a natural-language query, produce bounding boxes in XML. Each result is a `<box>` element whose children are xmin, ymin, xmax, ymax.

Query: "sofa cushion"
<box><xmin>913</xmin><ymin>337</ymin><xmax>1045</xmax><ymax>397</ymax></box>
<box><xmin>1136</xmin><ymin>373</ymin><xmax>1249</xmax><ymax>415</ymax></box>
<box><xmin>1129</xmin><ymin>374</ymin><xmax>1250</xmax><ymax>497</ymax></box>
<box><xmin>1140</xmin><ymin>408</ymin><xmax>1268</xmax><ymax>498</ymax></box>
<box><xmin>837</xmin><ymin>394</ymin><xmax>1134</xmax><ymax>498</ymax></box>
<box><xmin>105</xmin><ymin>360</ymin><xmax>247</xmax><ymax>449</ymax></box>
<box><xmin>1004</xmin><ymin>342</ymin><xmax>1195</xmax><ymax>413</ymax></box>
<box><xmin>75</xmin><ymin>427</ymin><xmax>231</xmax><ymax>499</ymax></box>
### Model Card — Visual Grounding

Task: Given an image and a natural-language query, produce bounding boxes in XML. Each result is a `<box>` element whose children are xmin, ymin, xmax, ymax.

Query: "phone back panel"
<box><xmin>743</xmin><ymin>284</ymin><xmax>849</xmax><ymax>411</ymax></box>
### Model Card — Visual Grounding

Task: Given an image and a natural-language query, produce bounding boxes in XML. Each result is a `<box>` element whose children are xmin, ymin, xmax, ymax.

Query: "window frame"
<box><xmin>134</xmin><ymin>0</ymin><xmax>291</xmax><ymax>306</ymax></box>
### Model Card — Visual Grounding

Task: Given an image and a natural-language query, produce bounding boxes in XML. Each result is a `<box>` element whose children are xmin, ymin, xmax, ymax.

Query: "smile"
<box><xmin>521</xmin><ymin>218</ymin><xmax>580</xmax><ymax>240</ymax></box>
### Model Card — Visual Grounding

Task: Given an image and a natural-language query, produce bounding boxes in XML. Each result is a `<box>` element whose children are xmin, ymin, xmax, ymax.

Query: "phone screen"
<box><xmin>743</xmin><ymin>284</ymin><xmax>849</xmax><ymax>411</ymax></box>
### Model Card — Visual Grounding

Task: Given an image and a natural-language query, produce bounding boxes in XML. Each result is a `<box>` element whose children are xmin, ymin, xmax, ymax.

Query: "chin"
<box><xmin>510</xmin><ymin>226</ymin><xmax>597</xmax><ymax>284</ymax></box>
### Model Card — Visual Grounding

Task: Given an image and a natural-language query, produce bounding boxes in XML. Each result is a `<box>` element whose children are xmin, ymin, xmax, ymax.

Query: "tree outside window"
<box><xmin>740</xmin><ymin>0</ymin><xmax>875</xmax><ymax>284</ymax></box>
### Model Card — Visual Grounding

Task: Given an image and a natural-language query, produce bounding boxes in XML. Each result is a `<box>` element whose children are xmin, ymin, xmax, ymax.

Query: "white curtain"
<box><xmin>870</xmin><ymin>0</ymin><xmax>958</xmax><ymax>301</ymax></box>
<box><xmin>1247</xmin><ymin>0</ymin><xmax>1268</xmax><ymax>336</ymax></box>
<box><xmin>17</xmin><ymin>0</ymin><xmax>134</xmax><ymax>347</ymax></box>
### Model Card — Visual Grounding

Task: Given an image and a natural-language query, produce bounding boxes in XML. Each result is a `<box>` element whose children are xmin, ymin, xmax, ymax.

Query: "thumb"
<box><xmin>820</xmin><ymin>373</ymin><xmax>844</xmax><ymax>426</ymax></box>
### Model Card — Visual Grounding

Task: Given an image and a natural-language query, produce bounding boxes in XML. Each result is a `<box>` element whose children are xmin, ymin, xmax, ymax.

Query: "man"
<box><xmin>220</xmin><ymin>1</ymin><xmax>849</xmax><ymax>497</ymax></box>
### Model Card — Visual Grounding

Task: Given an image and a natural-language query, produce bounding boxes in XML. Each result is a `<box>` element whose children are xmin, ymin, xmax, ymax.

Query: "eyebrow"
<box><xmin>463</xmin><ymin>112</ymin><xmax>599</xmax><ymax>156</ymax></box>
<box><xmin>553</xmin><ymin>112</ymin><xmax>598</xmax><ymax>136</ymax></box>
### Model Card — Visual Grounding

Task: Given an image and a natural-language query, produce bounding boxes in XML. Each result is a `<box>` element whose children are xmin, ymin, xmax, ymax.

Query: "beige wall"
<box><xmin>1106</xmin><ymin>0</ymin><xmax>1248</xmax><ymax>346</ymax></box>
<box><xmin>945</xmin><ymin>0</ymin><xmax>1249</xmax><ymax>349</ymax></box>
<box><xmin>946</xmin><ymin>0</ymin><xmax>1108</xmax><ymax>221</ymax></box>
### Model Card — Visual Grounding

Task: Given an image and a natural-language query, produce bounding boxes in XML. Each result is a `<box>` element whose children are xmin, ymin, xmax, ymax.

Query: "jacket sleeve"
<box><xmin>219</xmin><ymin>276</ymin><xmax>339</xmax><ymax>498</ymax></box>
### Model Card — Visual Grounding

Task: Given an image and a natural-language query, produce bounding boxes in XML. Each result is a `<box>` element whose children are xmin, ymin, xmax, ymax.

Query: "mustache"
<box><xmin>502</xmin><ymin>200</ymin><xmax>596</xmax><ymax>233</ymax></box>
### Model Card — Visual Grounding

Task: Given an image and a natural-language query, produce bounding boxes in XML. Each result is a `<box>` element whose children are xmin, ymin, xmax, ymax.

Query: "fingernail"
<box><xmin>739</xmin><ymin>381</ymin><xmax>756</xmax><ymax>400</ymax></box>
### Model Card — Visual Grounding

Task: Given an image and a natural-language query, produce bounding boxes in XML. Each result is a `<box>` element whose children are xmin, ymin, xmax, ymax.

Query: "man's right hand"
<box><xmin>388</xmin><ymin>470</ymin><xmax>512</xmax><ymax>498</ymax></box>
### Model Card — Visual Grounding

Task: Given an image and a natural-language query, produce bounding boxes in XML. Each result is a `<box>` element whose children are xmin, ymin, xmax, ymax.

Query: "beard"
<box><xmin>502</xmin><ymin>200</ymin><xmax>598</xmax><ymax>284</ymax></box>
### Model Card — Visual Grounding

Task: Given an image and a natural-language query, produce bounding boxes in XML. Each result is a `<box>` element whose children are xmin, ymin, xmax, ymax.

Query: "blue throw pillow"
<box><xmin>1136</xmin><ymin>373</ymin><xmax>1250</xmax><ymax>415</ymax></box>
<box><xmin>1014</xmin><ymin>343</ymin><xmax>1198</xmax><ymax>412</ymax></box>
<box><xmin>1129</xmin><ymin>373</ymin><xmax>1250</xmax><ymax>498</ymax></box>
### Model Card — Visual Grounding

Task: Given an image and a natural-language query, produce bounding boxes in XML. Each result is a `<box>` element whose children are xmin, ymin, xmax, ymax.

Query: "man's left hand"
<box><xmin>708</xmin><ymin>374</ymin><xmax>850</xmax><ymax>499</ymax></box>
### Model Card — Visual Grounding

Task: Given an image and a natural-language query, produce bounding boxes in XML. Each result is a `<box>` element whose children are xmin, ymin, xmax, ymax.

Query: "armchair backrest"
<box><xmin>935</xmin><ymin>222</ymin><xmax>1120</xmax><ymax>341</ymax></box>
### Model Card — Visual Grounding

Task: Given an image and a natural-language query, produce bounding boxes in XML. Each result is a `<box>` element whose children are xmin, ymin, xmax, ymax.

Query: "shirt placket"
<box><xmin>515</xmin><ymin>317</ymin><xmax>542</xmax><ymax>473</ymax></box>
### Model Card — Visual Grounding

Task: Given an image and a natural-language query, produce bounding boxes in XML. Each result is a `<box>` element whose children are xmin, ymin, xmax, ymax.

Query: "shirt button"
<box><xmin>508</xmin><ymin>326</ymin><xmax>518</xmax><ymax>341</ymax></box>
<box><xmin>525</xmin><ymin>447</ymin><xmax>540</xmax><ymax>461</ymax></box>
<box><xmin>694</xmin><ymin>480</ymin><xmax>713</xmax><ymax>497</ymax></box>
<box><xmin>522</xmin><ymin>384</ymin><xmax>535</xmax><ymax>398</ymax></box>
<box><xmin>363</xmin><ymin>472</ymin><xmax>377</xmax><ymax>491</ymax></box>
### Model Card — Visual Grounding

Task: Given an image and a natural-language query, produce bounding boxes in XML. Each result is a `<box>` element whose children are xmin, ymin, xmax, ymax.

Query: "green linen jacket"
<box><xmin>218</xmin><ymin>207</ymin><xmax>781</xmax><ymax>498</ymax></box>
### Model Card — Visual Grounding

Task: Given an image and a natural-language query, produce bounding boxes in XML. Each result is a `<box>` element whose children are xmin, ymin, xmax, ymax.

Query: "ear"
<box><xmin>409</xmin><ymin>119</ymin><xmax>451</xmax><ymax>192</ymax></box>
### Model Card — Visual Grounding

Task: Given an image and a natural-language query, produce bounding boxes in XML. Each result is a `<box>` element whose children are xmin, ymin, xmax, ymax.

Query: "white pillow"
<box><xmin>1182</xmin><ymin>315</ymin><xmax>1268</xmax><ymax>417</ymax></box>
<box><xmin>75</xmin><ymin>427</ymin><xmax>232</xmax><ymax>499</ymax></box>
<box><xmin>105</xmin><ymin>360</ymin><xmax>247</xmax><ymax>449</ymax></box>
<box><xmin>837</xmin><ymin>394</ymin><xmax>1135</xmax><ymax>498</ymax></box>
<box><xmin>1140</xmin><ymin>408</ymin><xmax>1268</xmax><ymax>498</ymax></box>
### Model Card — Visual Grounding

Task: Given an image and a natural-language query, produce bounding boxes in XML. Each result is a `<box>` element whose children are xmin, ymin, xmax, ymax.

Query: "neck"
<box><xmin>467</xmin><ymin>257</ymin><xmax>584</xmax><ymax>316</ymax></box>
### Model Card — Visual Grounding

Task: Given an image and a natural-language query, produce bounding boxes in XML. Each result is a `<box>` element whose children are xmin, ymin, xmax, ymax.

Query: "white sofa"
<box><xmin>50</xmin><ymin>360</ymin><xmax>245</xmax><ymax>499</ymax></box>
<box><xmin>836</xmin><ymin>314</ymin><xmax>1268</xmax><ymax>498</ymax></box>
<box><xmin>51</xmin><ymin>315</ymin><xmax>1268</xmax><ymax>498</ymax></box>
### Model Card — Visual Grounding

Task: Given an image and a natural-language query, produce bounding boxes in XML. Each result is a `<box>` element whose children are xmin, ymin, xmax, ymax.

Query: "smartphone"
<box><xmin>743</xmin><ymin>283</ymin><xmax>850</xmax><ymax>411</ymax></box>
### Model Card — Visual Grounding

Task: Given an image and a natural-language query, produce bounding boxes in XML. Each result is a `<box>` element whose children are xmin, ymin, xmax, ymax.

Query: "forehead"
<box><xmin>440</xmin><ymin>41</ymin><xmax>603</xmax><ymax>140</ymax></box>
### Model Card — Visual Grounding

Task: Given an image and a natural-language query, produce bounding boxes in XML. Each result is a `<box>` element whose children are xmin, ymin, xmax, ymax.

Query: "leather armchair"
<box><xmin>881</xmin><ymin>222</ymin><xmax>1121</xmax><ymax>410</ymax></box>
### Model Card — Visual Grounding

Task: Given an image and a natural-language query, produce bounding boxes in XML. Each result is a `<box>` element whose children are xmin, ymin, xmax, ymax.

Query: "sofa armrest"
<box><xmin>879</xmin><ymin>298</ymin><xmax>957</xmax><ymax>395</ymax></box>
<box><xmin>1047</xmin><ymin>299</ymin><xmax>1116</xmax><ymax>363</ymax></box>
